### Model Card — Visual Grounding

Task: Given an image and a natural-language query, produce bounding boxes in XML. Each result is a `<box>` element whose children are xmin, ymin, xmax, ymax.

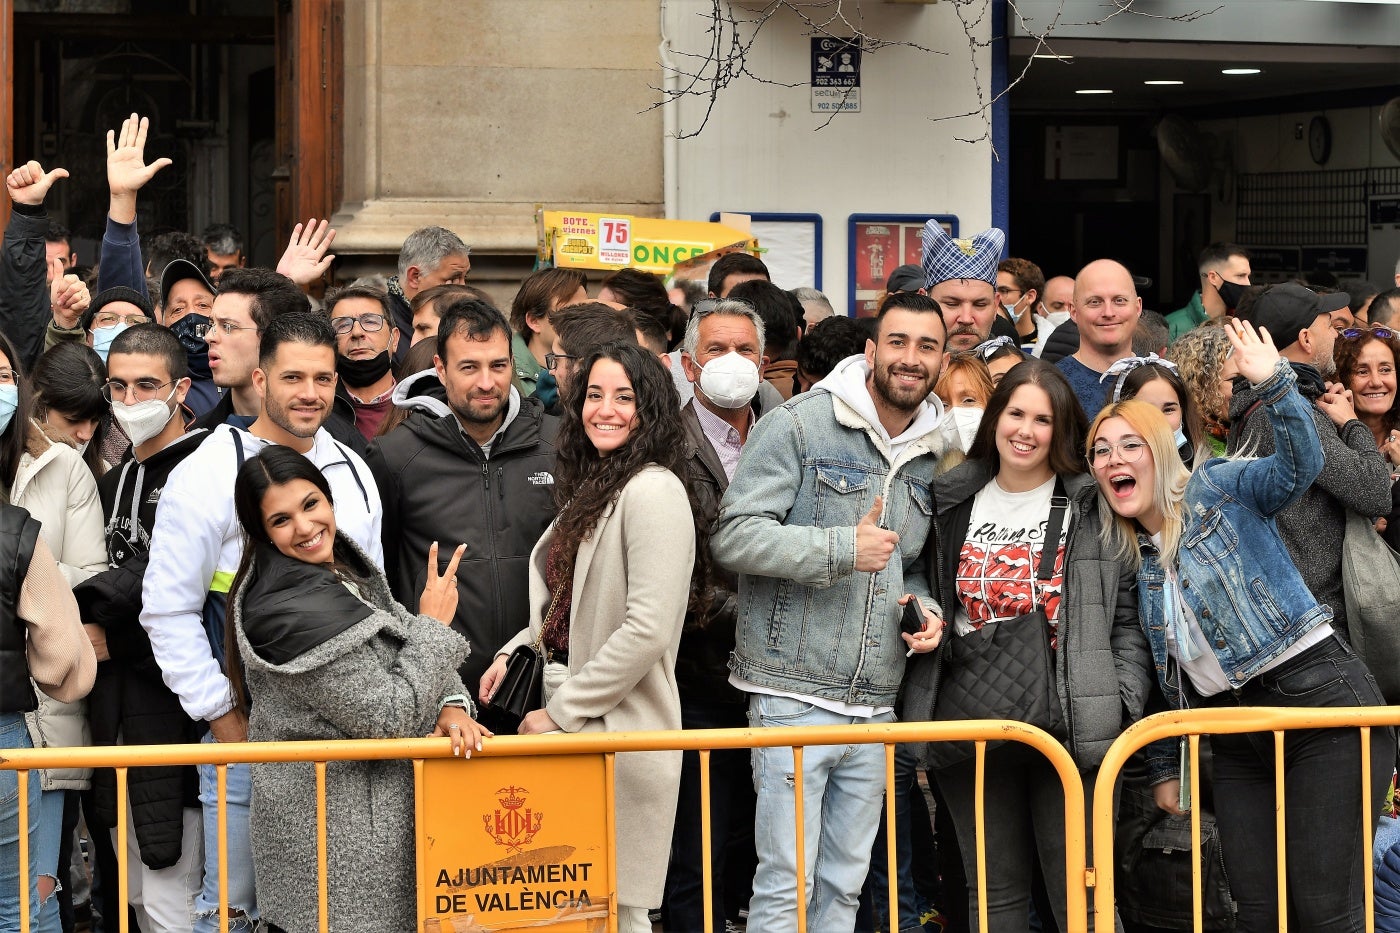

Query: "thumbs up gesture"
<box><xmin>855</xmin><ymin>495</ymin><xmax>900</xmax><ymax>573</ymax></box>
<box><xmin>6</xmin><ymin>160</ymin><xmax>69</xmax><ymax>206</ymax></box>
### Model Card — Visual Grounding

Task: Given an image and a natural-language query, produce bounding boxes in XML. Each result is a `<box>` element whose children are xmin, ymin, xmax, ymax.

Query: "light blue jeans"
<box><xmin>1</xmin><ymin>713</ymin><xmax>43</xmax><ymax>933</ymax></box>
<box><xmin>745</xmin><ymin>694</ymin><xmax>894</xmax><ymax>933</ymax></box>
<box><xmin>30</xmin><ymin>789</ymin><xmax>62</xmax><ymax>932</ymax></box>
<box><xmin>193</xmin><ymin>733</ymin><xmax>258</xmax><ymax>931</ymax></box>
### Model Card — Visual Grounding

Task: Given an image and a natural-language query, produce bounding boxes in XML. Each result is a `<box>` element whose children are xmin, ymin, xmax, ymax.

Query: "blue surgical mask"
<box><xmin>0</xmin><ymin>384</ymin><xmax>17</xmax><ymax>435</ymax></box>
<box><xmin>91</xmin><ymin>323</ymin><xmax>130</xmax><ymax>364</ymax></box>
<box><xmin>1174</xmin><ymin>426</ymin><xmax>1189</xmax><ymax>450</ymax></box>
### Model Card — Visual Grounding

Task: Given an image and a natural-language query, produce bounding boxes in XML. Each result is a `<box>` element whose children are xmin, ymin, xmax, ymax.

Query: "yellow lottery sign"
<box><xmin>538</xmin><ymin>209</ymin><xmax>758</xmax><ymax>276</ymax></box>
<box><xmin>419</xmin><ymin>755</ymin><xmax>614</xmax><ymax>932</ymax></box>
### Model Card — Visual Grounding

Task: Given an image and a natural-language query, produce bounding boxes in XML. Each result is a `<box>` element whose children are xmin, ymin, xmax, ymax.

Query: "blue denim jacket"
<box><xmin>713</xmin><ymin>387</ymin><xmax>944</xmax><ymax>708</ymax></box>
<box><xmin>1137</xmin><ymin>360</ymin><xmax>1327</xmax><ymax>712</ymax></box>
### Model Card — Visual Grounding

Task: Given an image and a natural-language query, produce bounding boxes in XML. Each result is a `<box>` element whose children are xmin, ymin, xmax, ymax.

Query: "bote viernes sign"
<box><xmin>419</xmin><ymin>755</ymin><xmax>614</xmax><ymax>931</ymax></box>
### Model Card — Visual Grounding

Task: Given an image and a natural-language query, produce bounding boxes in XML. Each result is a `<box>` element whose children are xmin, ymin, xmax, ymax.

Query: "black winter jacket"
<box><xmin>79</xmin><ymin>429</ymin><xmax>211</xmax><ymax>868</ymax></box>
<box><xmin>0</xmin><ymin>202</ymin><xmax>52</xmax><ymax>369</ymax></box>
<box><xmin>365</xmin><ymin>391</ymin><xmax>559</xmax><ymax>700</ymax></box>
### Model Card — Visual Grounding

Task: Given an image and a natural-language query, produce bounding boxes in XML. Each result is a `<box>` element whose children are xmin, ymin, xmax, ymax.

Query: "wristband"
<box><xmin>439</xmin><ymin>693</ymin><xmax>470</xmax><ymax>713</ymax></box>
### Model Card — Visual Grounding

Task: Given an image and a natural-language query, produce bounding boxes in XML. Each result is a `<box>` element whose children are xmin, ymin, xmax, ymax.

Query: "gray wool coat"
<box><xmin>501</xmin><ymin>465</ymin><xmax>695</xmax><ymax>909</ymax></box>
<box><xmin>231</xmin><ymin>537</ymin><xmax>470</xmax><ymax>933</ymax></box>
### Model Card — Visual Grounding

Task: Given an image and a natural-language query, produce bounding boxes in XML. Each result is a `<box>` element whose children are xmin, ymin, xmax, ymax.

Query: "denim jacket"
<box><xmin>1137</xmin><ymin>361</ymin><xmax>1325</xmax><ymax>778</ymax></box>
<box><xmin>713</xmin><ymin>383</ymin><xmax>946</xmax><ymax>708</ymax></box>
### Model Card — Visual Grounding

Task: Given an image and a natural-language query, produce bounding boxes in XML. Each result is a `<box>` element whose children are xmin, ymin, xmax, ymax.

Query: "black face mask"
<box><xmin>1215</xmin><ymin>277</ymin><xmax>1248</xmax><ymax>311</ymax></box>
<box><xmin>168</xmin><ymin>313</ymin><xmax>212</xmax><ymax>381</ymax></box>
<box><xmin>337</xmin><ymin>350</ymin><xmax>394</xmax><ymax>389</ymax></box>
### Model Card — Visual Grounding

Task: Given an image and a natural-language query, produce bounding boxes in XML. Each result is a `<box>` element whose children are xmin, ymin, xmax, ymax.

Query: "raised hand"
<box><xmin>854</xmin><ymin>495</ymin><xmax>900</xmax><ymax>574</ymax></box>
<box><xmin>276</xmin><ymin>218</ymin><xmax>336</xmax><ymax>286</ymax></box>
<box><xmin>1224</xmin><ymin>317</ymin><xmax>1280</xmax><ymax>386</ymax></box>
<box><xmin>50</xmin><ymin>269</ymin><xmax>91</xmax><ymax>330</ymax></box>
<box><xmin>419</xmin><ymin>541</ymin><xmax>466</xmax><ymax>624</ymax></box>
<box><xmin>6</xmin><ymin>160</ymin><xmax>69</xmax><ymax>206</ymax></box>
<box><xmin>107</xmin><ymin>114</ymin><xmax>172</xmax><ymax>198</ymax></box>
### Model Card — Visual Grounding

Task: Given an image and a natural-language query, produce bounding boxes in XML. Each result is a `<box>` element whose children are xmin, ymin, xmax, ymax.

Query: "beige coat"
<box><xmin>14</xmin><ymin>424</ymin><xmax>106</xmax><ymax>789</ymax></box>
<box><xmin>504</xmin><ymin>465</ymin><xmax>695</xmax><ymax>908</ymax></box>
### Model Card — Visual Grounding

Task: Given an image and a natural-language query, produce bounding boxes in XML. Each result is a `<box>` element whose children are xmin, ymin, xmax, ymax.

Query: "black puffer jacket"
<box><xmin>81</xmin><ymin>428</ymin><xmax>210</xmax><ymax>868</ymax></box>
<box><xmin>365</xmin><ymin>387</ymin><xmax>559</xmax><ymax>701</ymax></box>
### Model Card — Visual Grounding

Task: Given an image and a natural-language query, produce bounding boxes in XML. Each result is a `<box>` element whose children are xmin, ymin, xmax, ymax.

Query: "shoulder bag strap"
<box><xmin>1033</xmin><ymin>476</ymin><xmax>1070</xmax><ymax>620</ymax></box>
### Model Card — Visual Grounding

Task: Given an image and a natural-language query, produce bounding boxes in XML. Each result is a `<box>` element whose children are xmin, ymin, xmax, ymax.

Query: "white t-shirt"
<box><xmin>954</xmin><ymin>475</ymin><xmax>1066</xmax><ymax>638</ymax></box>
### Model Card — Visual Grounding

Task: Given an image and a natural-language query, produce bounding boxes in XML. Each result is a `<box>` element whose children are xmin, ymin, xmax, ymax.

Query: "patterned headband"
<box><xmin>972</xmin><ymin>336</ymin><xmax>1017</xmax><ymax>360</ymax></box>
<box><xmin>1099</xmin><ymin>354</ymin><xmax>1181</xmax><ymax>404</ymax></box>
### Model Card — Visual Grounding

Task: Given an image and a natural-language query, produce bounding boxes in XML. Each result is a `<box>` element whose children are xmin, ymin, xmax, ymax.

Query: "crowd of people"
<box><xmin>4</xmin><ymin>109</ymin><xmax>1400</xmax><ymax>933</ymax></box>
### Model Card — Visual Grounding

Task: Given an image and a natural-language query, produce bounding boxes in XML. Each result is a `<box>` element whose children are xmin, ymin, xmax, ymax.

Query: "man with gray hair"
<box><xmin>792</xmin><ymin>286</ymin><xmax>835</xmax><ymax>328</ymax></box>
<box><xmin>386</xmin><ymin>225</ymin><xmax>471</xmax><ymax>362</ymax></box>
<box><xmin>666</xmin><ymin>297</ymin><xmax>773</xmax><ymax>931</ymax></box>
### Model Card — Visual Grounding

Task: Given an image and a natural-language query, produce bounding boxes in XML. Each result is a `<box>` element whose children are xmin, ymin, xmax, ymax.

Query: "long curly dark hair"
<box><xmin>553</xmin><ymin>341</ymin><xmax>710</xmax><ymax>615</ymax></box>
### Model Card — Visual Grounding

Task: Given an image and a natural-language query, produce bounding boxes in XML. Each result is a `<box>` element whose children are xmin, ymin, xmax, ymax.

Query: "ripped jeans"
<box><xmin>745</xmin><ymin>694</ymin><xmax>895</xmax><ymax>933</ymax></box>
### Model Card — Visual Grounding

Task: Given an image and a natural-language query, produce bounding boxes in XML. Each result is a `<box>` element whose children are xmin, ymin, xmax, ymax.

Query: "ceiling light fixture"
<box><xmin>1144</xmin><ymin>80</ymin><xmax>1184</xmax><ymax>86</ymax></box>
<box><xmin>1032</xmin><ymin>53</ymin><xmax>1074</xmax><ymax>61</ymax></box>
<box><xmin>1221</xmin><ymin>68</ymin><xmax>1262</xmax><ymax>75</ymax></box>
<box><xmin>1076</xmin><ymin>89</ymin><xmax>1113</xmax><ymax>95</ymax></box>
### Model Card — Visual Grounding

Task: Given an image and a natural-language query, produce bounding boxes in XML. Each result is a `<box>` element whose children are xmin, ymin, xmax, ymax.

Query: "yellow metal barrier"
<box><xmin>1</xmin><ymin>720</ymin><xmax>1086</xmax><ymax>933</ymax></box>
<box><xmin>1092</xmin><ymin>706</ymin><xmax>1400</xmax><ymax>933</ymax></box>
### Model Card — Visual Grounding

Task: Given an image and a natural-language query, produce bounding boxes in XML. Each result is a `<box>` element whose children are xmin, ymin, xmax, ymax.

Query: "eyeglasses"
<box><xmin>0</xmin><ymin>368</ymin><xmax>16</xmax><ymax>386</ymax></box>
<box><xmin>102</xmin><ymin>378</ymin><xmax>173</xmax><ymax>403</ymax></box>
<box><xmin>330</xmin><ymin>313</ymin><xmax>386</xmax><ymax>335</ymax></box>
<box><xmin>994</xmin><ymin>286</ymin><xmax>1023</xmax><ymax>298</ymax></box>
<box><xmin>1340</xmin><ymin>324</ymin><xmax>1395</xmax><ymax>340</ymax></box>
<box><xmin>545</xmin><ymin>352</ymin><xmax>577</xmax><ymax>371</ymax></box>
<box><xmin>1088</xmin><ymin>439</ymin><xmax>1150</xmax><ymax>466</ymax></box>
<box><xmin>194</xmin><ymin>318</ymin><xmax>259</xmax><ymax>338</ymax></box>
<box><xmin>92</xmin><ymin>311</ymin><xmax>151</xmax><ymax>329</ymax></box>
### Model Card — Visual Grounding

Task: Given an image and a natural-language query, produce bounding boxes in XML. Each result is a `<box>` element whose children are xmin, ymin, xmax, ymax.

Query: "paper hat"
<box><xmin>921</xmin><ymin>223</ymin><xmax>1006</xmax><ymax>288</ymax></box>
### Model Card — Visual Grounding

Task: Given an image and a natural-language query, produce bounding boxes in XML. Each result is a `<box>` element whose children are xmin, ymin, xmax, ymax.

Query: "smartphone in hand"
<box><xmin>900</xmin><ymin>597</ymin><xmax>926</xmax><ymax>636</ymax></box>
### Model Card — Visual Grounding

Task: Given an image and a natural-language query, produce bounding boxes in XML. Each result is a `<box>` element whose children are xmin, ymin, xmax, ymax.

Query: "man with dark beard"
<box><xmin>711</xmin><ymin>289</ymin><xmax>950</xmax><ymax>932</ymax></box>
<box><xmin>366</xmin><ymin>298</ymin><xmax>559</xmax><ymax>704</ymax></box>
<box><xmin>922</xmin><ymin>223</ymin><xmax>1007</xmax><ymax>353</ymax></box>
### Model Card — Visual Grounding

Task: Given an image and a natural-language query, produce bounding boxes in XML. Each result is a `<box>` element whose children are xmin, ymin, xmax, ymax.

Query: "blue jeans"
<box><xmin>29</xmin><ymin>789</ymin><xmax>62</xmax><ymax>933</ymax></box>
<box><xmin>746</xmin><ymin>694</ymin><xmax>895</xmax><ymax>933</ymax></box>
<box><xmin>1201</xmin><ymin>635</ymin><xmax>1393</xmax><ymax>933</ymax></box>
<box><xmin>860</xmin><ymin>743</ymin><xmax>926</xmax><ymax>932</ymax></box>
<box><xmin>1</xmin><ymin>713</ymin><xmax>43</xmax><ymax>933</ymax></box>
<box><xmin>194</xmin><ymin>733</ymin><xmax>258</xmax><ymax>931</ymax></box>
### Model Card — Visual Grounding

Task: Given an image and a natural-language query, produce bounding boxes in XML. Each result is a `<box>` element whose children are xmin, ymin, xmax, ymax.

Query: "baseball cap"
<box><xmin>1238</xmin><ymin>283</ymin><xmax>1348</xmax><ymax>350</ymax></box>
<box><xmin>159</xmin><ymin>259</ymin><xmax>216</xmax><ymax>308</ymax></box>
<box><xmin>886</xmin><ymin>264</ymin><xmax>925</xmax><ymax>294</ymax></box>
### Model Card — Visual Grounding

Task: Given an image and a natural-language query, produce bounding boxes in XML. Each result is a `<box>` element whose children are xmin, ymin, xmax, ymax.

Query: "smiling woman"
<box><xmin>902</xmin><ymin>357</ymin><xmax>1153</xmax><ymax>933</ymax></box>
<box><xmin>1334</xmin><ymin>323</ymin><xmax>1400</xmax><ymax>460</ymax></box>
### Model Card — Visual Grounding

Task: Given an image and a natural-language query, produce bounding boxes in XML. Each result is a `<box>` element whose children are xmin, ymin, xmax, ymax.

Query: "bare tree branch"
<box><xmin>650</xmin><ymin>0</ymin><xmax>1222</xmax><ymax>141</ymax></box>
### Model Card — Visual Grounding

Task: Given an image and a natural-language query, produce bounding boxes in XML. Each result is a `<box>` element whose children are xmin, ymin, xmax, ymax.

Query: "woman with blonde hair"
<box><xmin>1089</xmin><ymin>317</ymin><xmax>1390</xmax><ymax>933</ymax></box>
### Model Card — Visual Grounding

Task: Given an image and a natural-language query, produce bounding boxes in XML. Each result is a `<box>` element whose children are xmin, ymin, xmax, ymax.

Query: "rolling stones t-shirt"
<box><xmin>954</xmin><ymin>475</ymin><xmax>1067</xmax><ymax>640</ymax></box>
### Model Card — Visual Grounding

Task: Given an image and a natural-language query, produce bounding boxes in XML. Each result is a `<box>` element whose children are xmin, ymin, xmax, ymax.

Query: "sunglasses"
<box><xmin>1340</xmin><ymin>325</ymin><xmax>1395</xmax><ymax>340</ymax></box>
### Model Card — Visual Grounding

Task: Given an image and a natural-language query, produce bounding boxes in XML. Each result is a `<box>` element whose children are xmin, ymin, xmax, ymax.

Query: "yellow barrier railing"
<box><xmin>1092</xmin><ymin>706</ymin><xmax>1400</xmax><ymax>933</ymax></box>
<box><xmin>1</xmin><ymin>720</ymin><xmax>1085</xmax><ymax>933</ymax></box>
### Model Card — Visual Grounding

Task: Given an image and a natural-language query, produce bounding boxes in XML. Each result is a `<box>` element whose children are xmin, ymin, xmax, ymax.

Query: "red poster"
<box><xmin>853</xmin><ymin>224</ymin><xmax>898</xmax><ymax>292</ymax></box>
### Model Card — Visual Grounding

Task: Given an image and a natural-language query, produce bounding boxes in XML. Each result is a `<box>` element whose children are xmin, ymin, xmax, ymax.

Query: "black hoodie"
<box><xmin>365</xmin><ymin>392</ymin><xmax>559</xmax><ymax>701</ymax></box>
<box><xmin>80</xmin><ymin>427</ymin><xmax>212</xmax><ymax>867</ymax></box>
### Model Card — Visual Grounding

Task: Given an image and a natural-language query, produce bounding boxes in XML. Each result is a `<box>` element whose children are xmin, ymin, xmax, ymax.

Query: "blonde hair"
<box><xmin>1087</xmin><ymin>399</ymin><xmax>1191</xmax><ymax>569</ymax></box>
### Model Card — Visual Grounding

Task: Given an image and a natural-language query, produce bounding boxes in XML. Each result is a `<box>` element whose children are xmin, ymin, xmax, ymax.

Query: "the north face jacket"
<box><xmin>365</xmin><ymin>386</ymin><xmax>559</xmax><ymax>699</ymax></box>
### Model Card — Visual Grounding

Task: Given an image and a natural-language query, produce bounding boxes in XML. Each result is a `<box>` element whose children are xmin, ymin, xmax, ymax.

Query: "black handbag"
<box><xmin>477</xmin><ymin>585</ymin><xmax>562</xmax><ymax>735</ymax></box>
<box><xmin>926</xmin><ymin>480</ymin><xmax>1069</xmax><ymax>770</ymax></box>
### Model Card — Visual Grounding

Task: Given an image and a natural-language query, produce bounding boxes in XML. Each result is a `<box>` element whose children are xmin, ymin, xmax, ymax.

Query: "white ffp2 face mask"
<box><xmin>111</xmin><ymin>389</ymin><xmax>178</xmax><ymax>448</ymax></box>
<box><xmin>698</xmin><ymin>352</ymin><xmax>762</xmax><ymax>409</ymax></box>
<box><xmin>952</xmin><ymin>406</ymin><xmax>984</xmax><ymax>451</ymax></box>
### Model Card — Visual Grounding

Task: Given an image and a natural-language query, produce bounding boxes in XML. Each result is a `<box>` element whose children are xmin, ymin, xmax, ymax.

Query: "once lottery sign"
<box><xmin>539</xmin><ymin>209</ymin><xmax>759</xmax><ymax>276</ymax></box>
<box><xmin>419</xmin><ymin>756</ymin><xmax>614</xmax><ymax>931</ymax></box>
